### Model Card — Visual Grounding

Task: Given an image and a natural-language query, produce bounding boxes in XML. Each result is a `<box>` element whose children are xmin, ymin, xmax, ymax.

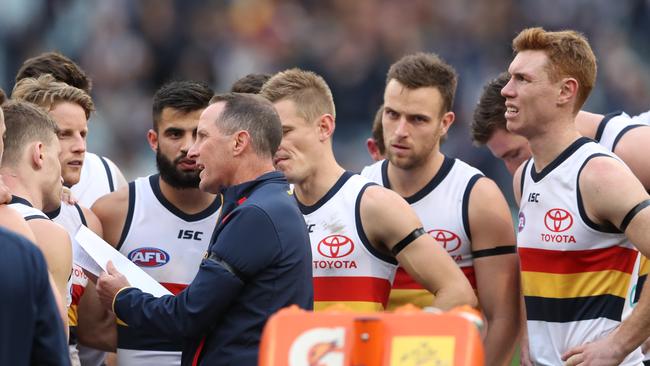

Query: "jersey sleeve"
<box><xmin>113</xmin><ymin>205</ymin><xmax>281</xmax><ymax>340</ymax></box>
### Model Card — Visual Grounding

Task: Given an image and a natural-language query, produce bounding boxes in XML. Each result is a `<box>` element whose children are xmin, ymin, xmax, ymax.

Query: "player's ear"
<box><xmin>318</xmin><ymin>114</ymin><xmax>335</xmax><ymax>141</ymax></box>
<box><xmin>558</xmin><ymin>77</ymin><xmax>578</xmax><ymax>108</ymax></box>
<box><xmin>31</xmin><ymin>141</ymin><xmax>45</xmax><ymax>169</ymax></box>
<box><xmin>440</xmin><ymin>111</ymin><xmax>455</xmax><ymax>136</ymax></box>
<box><xmin>146</xmin><ymin>129</ymin><xmax>159</xmax><ymax>152</ymax></box>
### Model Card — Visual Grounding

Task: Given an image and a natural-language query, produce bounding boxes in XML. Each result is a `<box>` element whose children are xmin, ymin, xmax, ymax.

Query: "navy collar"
<box><xmin>10</xmin><ymin>195</ymin><xmax>33</xmax><ymax>207</ymax></box>
<box><xmin>221</xmin><ymin>170</ymin><xmax>285</xmax><ymax>211</ymax></box>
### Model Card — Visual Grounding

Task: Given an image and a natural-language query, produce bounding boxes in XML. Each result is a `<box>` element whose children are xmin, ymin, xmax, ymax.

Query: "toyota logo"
<box><xmin>317</xmin><ymin>235</ymin><xmax>354</xmax><ymax>258</ymax></box>
<box><xmin>544</xmin><ymin>208</ymin><xmax>573</xmax><ymax>232</ymax></box>
<box><xmin>429</xmin><ymin>229</ymin><xmax>461</xmax><ymax>253</ymax></box>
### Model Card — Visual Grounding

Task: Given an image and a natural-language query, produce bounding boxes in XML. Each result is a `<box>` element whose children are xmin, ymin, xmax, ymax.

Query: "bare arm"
<box><xmin>0</xmin><ymin>205</ymin><xmax>36</xmax><ymax>241</ymax></box>
<box><xmin>28</xmin><ymin>220</ymin><xmax>72</xmax><ymax>328</ymax></box>
<box><xmin>613</xmin><ymin>126</ymin><xmax>650</xmax><ymax>191</ymax></box>
<box><xmin>76</xmin><ymin>206</ymin><xmax>116</xmax><ymax>350</ymax></box>
<box><xmin>91</xmin><ymin>186</ymin><xmax>129</xmax><ymax>247</ymax></box>
<box><xmin>469</xmin><ymin>178</ymin><xmax>521</xmax><ymax>366</ymax></box>
<box><xmin>563</xmin><ymin>157</ymin><xmax>650</xmax><ymax>364</ymax></box>
<box><xmin>361</xmin><ymin>185</ymin><xmax>477</xmax><ymax>310</ymax></box>
<box><xmin>77</xmin><ymin>281</ymin><xmax>117</xmax><ymax>351</ymax></box>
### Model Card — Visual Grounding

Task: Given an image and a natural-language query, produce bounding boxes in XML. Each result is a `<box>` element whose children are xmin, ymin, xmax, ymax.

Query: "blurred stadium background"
<box><xmin>1</xmin><ymin>0</ymin><xmax>649</xmax><ymax>205</ymax></box>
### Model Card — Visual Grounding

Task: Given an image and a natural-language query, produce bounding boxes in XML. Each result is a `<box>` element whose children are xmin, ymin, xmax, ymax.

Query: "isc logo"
<box><xmin>128</xmin><ymin>247</ymin><xmax>170</xmax><ymax>267</ymax></box>
<box><xmin>178</xmin><ymin>229</ymin><xmax>203</xmax><ymax>241</ymax></box>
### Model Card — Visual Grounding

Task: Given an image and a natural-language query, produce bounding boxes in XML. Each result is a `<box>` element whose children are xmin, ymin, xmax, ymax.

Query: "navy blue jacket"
<box><xmin>114</xmin><ymin>171</ymin><xmax>313</xmax><ymax>366</ymax></box>
<box><xmin>0</xmin><ymin>227</ymin><xmax>71</xmax><ymax>366</ymax></box>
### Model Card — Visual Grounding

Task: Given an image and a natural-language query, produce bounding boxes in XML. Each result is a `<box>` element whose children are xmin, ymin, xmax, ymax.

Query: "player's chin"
<box><xmin>62</xmin><ymin>172</ymin><xmax>81</xmax><ymax>187</ymax></box>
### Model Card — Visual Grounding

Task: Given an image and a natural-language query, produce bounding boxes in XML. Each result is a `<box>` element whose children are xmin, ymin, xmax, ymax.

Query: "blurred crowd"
<box><xmin>1</xmin><ymin>0</ymin><xmax>649</xmax><ymax>203</ymax></box>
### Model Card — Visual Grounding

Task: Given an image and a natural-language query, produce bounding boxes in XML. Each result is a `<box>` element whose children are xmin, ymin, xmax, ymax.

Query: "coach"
<box><xmin>97</xmin><ymin>93</ymin><xmax>313</xmax><ymax>366</ymax></box>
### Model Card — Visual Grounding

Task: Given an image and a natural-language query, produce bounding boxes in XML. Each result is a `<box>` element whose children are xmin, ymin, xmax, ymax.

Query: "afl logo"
<box><xmin>128</xmin><ymin>247</ymin><xmax>170</xmax><ymax>267</ymax></box>
<box><xmin>544</xmin><ymin>208</ymin><xmax>573</xmax><ymax>233</ymax></box>
<box><xmin>317</xmin><ymin>235</ymin><xmax>354</xmax><ymax>258</ymax></box>
<box><xmin>429</xmin><ymin>229</ymin><xmax>461</xmax><ymax>253</ymax></box>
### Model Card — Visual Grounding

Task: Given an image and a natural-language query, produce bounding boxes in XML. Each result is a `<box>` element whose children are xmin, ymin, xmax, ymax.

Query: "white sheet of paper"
<box><xmin>74</xmin><ymin>226</ymin><xmax>172</xmax><ymax>297</ymax></box>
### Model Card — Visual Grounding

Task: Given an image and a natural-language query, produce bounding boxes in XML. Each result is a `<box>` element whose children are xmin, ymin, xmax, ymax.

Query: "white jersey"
<box><xmin>595</xmin><ymin>111</ymin><xmax>650</xmax><ymax>152</ymax></box>
<box><xmin>71</xmin><ymin>152</ymin><xmax>126</xmax><ymax>208</ymax></box>
<box><xmin>8</xmin><ymin>196</ymin><xmax>49</xmax><ymax>221</ymax></box>
<box><xmin>116</xmin><ymin>174</ymin><xmax>220</xmax><ymax>366</ymax></box>
<box><xmin>46</xmin><ymin>202</ymin><xmax>90</xmax><ymax>364</ymax></box>
<box><xmin>300</xmin><ymin>172</ymin><xmax>398</xmax><ymax>312</ymax></box>
<box><xmin>7</xmin><ymin>197</ymin><xmax>74</xmax><ymax>309</ymax></box>
<box><xmin>361</xmin><ymin>157</ymin><xmax>483</xmax><ymax>309</ymax></box>
<box><xmin>517</xmin><ymin>137</ymin><xmax>643</xmax><ymax>365</ymax></box>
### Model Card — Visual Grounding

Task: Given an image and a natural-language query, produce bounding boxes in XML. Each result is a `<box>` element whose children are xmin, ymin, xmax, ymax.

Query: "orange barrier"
<box><xmin>259</xmin><ymin>304</ymin><xmax>484</xmax><ymax>366</ymax></box>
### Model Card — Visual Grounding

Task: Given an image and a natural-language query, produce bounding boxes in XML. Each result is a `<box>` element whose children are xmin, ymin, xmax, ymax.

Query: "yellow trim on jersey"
<box><xmin>639</xmin><ymin>256</ymin><xmax>650</xmax><ymax>276</ymax></box>
<box><xmin>523</xmin><ymin>270</ymin><xmax>630</xmax><ymax>299</ymax></box>
<box><xmin>387</xmin><ymin>289</ymin><xmax>434</xmax><ymax>310</ymax></box>
<box><xmin>68</xmin><ymin>305</ymin><xmax>78</xmax><ymax>326</ymax></box>
<box><xmin>314</xmin><ymin>301</ymin><xmax>384</xmax><ymax>312</ymax></box>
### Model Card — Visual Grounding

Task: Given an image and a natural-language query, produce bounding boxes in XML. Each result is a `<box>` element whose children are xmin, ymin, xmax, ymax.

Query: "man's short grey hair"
<box><xmin>209</xmin><ymin>93</ymin><xmax>282</xmax><ymax>157</ymax></box>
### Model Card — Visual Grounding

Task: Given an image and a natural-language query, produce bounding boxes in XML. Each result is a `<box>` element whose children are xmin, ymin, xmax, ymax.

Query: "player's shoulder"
<box><xmin>360</xmin><ymin>159</ymin><xmax>385</xmax><ymax>182</ymax></box>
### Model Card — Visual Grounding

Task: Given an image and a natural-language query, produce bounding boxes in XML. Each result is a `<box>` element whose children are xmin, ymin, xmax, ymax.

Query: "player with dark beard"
<box><xmin>92</xmin><ymin>81</ymin><xmax>218</xmax><ymax>366</ymax></box>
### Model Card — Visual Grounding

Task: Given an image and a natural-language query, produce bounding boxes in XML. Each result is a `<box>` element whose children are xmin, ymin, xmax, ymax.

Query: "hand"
<box><xmin>520</xmin><ymin>336</ymin><xmax>533</xmax><ymax>366</ymax></box>
<box><xmin>0</xmin><ymin>175</ymin><xmax>11</xmax><ymax>204</ymax></box>
<box><xmin>96</xmin><ymin>261</ymin><xmax>131</xmax><ymax>311</ymax></box>
<box><xmin>61</xmin><ymin>186</ymin><xmax>78</xmax><ymax>205</ymax></box>
<box><xmin>562</xmin><ymin>333</ymin><xmax>627</xmax><ymax>366</ymax></box>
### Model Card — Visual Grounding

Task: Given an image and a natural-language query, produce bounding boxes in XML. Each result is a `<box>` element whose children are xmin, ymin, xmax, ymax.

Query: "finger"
<box><xmin>106</xmin><ymin>260</ymin><xmax>117</xmax><ymax>274</ymax></box>
<box><xmin>563</xmin><ymin>353</ymin><xmax>583</xmax><ymax>366</ymax></box>
<box><xmin>561</xmin><ymin>345</ymin><xmax>583</xmax><ymax>361</ymax></box>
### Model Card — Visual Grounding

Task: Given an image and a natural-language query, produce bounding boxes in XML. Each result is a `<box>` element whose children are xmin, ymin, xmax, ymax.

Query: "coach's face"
<box><xmin>189</xmin><ymin>103</ymin><xmax>233</xmax><ymax>193</ymax></box>
<box><xmin>49</xmin><ymin>101</ymin><xmax>87</xmax><ymax>187</ymax></box>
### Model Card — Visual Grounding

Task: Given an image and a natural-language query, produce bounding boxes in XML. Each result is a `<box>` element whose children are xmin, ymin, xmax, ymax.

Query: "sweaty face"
<box><xmin>154</xmin><ymin>108</ymin><xmax>203</xmax><ymax>189</ymax></box>
<box><xmin>486</xmin><ymin>128</ymin><xmax>532</xmax><ymax>175</ymax></box>
<box><xmin>502</xmin><ymin>50</ymin><xmax>561</xmax><ymax>138</ymax></box>
<box><xmin>272</xmin><ymin>99</ymin><xmax>320</xmax><ymax>184</ymax></box>
<box><xmin>49</xmin><ymin>102</ymin><xmax>87</xmax><ymax>187</ymax></box>
<box><xmin>383</xmin><ymin>79</ymin><xmax>449</xmax><ymax>170</ymax></box>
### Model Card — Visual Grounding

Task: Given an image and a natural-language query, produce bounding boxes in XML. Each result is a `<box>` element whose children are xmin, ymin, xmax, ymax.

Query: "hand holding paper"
<box><xmin>97</xmin><ymin>261</ymin><xmax>131</xmax><ymax>310</ymax></box>
<box><xmin>74</xmin><ymin>226</ymin><xmax>172</xmax><ymax>298</ymax></box>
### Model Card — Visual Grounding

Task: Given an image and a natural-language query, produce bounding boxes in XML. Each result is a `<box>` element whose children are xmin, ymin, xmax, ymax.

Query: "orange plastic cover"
<box><xmin>259</xmin><ymin>305</ymin><xmax>484</xmax><ymax>366</ymax></box>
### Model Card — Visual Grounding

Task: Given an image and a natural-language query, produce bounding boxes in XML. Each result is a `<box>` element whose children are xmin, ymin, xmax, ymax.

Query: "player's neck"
<box><xmin>0</xmin><ymin>171</ymin><xmax>43</xmax><ymax>210</ymax></box>
<box><xmin>158</xmin><ymin>177</ymin><xmax>216</xmax><ymax>215</ymax></box>
<box><xmin>294</xmin><ymin>156</ymin><xmax>345</xmax><ymax>207</ymax></box>
<box><xmin>387</xmin><ymin>150</ymin><xmax>445</xmax><ymax>198</ymax></box>
<box><xmin>528</xmin><ymin>120</ymin><xmax>582</xmax><ymax>173</ymax></box>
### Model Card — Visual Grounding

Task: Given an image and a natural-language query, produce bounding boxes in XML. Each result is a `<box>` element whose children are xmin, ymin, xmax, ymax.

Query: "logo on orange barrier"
<box><xmin>429</xmin><ymin>229</ymin><xmax>461</xmax><ymax>253</ymax></box>
<box><xmin>390</xmin><ymin>336</ymin><xmax>455</xmax><ymax>366</ymax></box>
<box><xmin>317</xmin><ymin>235</ymin><xmax>354</xmax><ymax>258</ymax></box>
<box><xmin>289</xmin><ymin>327</ymin><xmax>345</xmax><ymax>366</ymax></box>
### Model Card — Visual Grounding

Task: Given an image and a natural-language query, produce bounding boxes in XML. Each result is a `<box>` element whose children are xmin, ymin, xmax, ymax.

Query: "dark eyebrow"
<box><xmin>164</xmin><ymin>127</ymin><xmax>185</xmax><ymax>134</ymax></box>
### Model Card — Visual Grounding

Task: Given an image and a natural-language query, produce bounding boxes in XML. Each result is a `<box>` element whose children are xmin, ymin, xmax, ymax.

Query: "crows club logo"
<box><xmin>429</xmin><ymin>229</ymin><xmax>461</xmax><ymax>253</ymax></box>
<box><xmin>128</xmin><ymin>247</ymin><xmax>170</xmax><ymax>267</ymax></box>
<box><xmin>544</xmin><ymin>208</ymin><xmax>573</xmax><ymax>233</ymax></box>
<box><xmin>317</xmin><ymin>235</ymin><xmax>354</xmax><ymax>258</ymax></box>
<box><xmin>518</xmin><ymin>212</ymin><xmax>526</xmax><ymax>232</ymax></box>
